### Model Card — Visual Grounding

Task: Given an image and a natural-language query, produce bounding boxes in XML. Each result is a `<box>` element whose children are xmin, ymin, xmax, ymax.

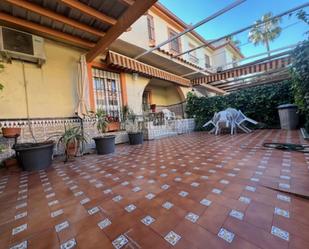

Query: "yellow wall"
<box><xmin>125</xmin><ymin>73</ymin><xmax>150</xmax><ymax>115</ymax></box>
<box><xmin>147</xmin><ymin>84</ymin><xmax>184</xmax><ymax>106</ymax></box>
<box><xmin>0</xmin><ymin>39</ymin><xmax>84</xmax><ymax>118</ymax></box>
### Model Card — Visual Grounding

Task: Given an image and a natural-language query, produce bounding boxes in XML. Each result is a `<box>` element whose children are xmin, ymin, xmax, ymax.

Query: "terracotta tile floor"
<box><xmin>1</xmin><ymin>129</ymin><xmax>309</xmax><ymax>249</ymax></box>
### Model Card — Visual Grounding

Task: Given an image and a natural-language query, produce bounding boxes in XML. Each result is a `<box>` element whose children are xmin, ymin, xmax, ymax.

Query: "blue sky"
<box><xmin>159</xmin><ymin>0</ymin><xmax>309</xmax><ymax>57</ymax></box>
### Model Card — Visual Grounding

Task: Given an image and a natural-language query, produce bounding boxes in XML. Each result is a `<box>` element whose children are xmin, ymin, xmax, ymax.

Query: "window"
<box><xmin>204</xmin><ymin>54</ymin><xmax>211</xmax><ymax>68</ymax></box>
<box><xmin>168</xmin><ymin>29</ymin><xmax>181</xmax><ymax>54</ymax></box>
<box><xmin>147</xmin><ymin>14</ymin><xmax>155</xmax><ymax>46</ymax></box>
<box><xmin>232</xmin><ymin>56</ymin><xmax>238</xmax><ymax>67</ymax></box>
<box><xmin>188</xmin><ymin>43</ymin><xmax>199</xmax><ymax>64</ymax></box>
<box><xmin>92</xmin><ymin>68</ymin><xmax>123</xmax><ymax>121</ymax></box>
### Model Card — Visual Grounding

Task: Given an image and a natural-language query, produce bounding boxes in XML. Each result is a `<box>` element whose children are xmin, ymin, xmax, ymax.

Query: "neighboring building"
<box><xmin>0</xmin><ymin>1</ymin><xmax>243</xmax><ymax>158</ymax></box>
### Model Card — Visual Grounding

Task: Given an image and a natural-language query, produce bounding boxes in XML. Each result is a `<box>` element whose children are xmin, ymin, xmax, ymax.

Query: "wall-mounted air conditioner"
<box><xmin>0</xmin><ymin>26</ymin><xmax>46</xmax><ymax>66</ymax></box>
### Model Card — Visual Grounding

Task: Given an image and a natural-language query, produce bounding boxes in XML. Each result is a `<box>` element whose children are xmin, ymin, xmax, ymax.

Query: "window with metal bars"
<box><xmin>168</xmin><ymin>28</ymin><xmax>181</xmax><ymax>54</ymax></box>
<box><xmin>147</xmin><ymin>14</ymin><xmax>155</xmax><ymax>46</ymax></box>
<box><xmin>92</xmin><ymin>68</ymin><xmax>122</xmax><ymax>121</ymax></box>
<box><xmin>205</xmin><ymin>54</ymin><xmax>211</xmax><ymax>68</ymax></box>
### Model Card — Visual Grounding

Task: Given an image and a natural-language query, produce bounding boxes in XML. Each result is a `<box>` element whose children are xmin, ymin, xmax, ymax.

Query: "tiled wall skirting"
<box><xmin>0</xmin><ymin>118</ymin><xmax>195</xmax><ymax>161</ymax></box>
<box><xmin>0</xmin><ymin>118</ymin><xmax>128</xmax><ymax>161</ymax></box>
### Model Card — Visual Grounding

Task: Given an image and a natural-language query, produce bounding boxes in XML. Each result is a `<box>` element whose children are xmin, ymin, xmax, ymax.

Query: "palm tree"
<box><xmin>248</xmin><ymin>12</ymin><xmax>282</xmax><ymax>57</ymax></box>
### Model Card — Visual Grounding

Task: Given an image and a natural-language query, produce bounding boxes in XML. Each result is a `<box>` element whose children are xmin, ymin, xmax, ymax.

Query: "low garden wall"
<box><xmin>0</xmin><ymin>118</ymin><xmax>129</xmax><ymax>162</ymax></box>
<box><xmin>186</xmin><ymin>80</ymin><xmax>294</xmax><ymax>130</ymax></box>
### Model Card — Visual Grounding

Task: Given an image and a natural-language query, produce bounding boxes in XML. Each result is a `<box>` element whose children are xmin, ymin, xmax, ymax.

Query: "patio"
<box><xmin>0</xmin><ymin>129</ymin><xmax>309</xmax><ymax>249</ymax></box>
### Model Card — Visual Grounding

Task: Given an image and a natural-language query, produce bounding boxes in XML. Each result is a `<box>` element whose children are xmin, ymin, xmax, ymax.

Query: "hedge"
<box><xmin>186</xmin><ymin>80</ymin><xmax>294</xmax><ymax>131</ymax></box>
<box><xmin>291</xmin><ymin>40</ymin><xmax>309</xmax><ymax>132</ymax></box>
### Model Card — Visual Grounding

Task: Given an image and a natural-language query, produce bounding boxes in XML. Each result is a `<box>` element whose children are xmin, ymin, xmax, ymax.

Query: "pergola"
<box><xmin>0</xmin><ymin>0</ymin><xmax>303</xmax><ymax>94</ymax></box>
<box><xmin>0</xmin><ymin>0</ymin><xmax>157</xmax><ymax>62</ymax></box>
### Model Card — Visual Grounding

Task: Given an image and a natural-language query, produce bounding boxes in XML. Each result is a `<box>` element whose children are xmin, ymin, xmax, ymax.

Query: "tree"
<box><xmin>248</xmin><ymin>12</ymin><xmax>282</xmax><ymax>57</ymax></box>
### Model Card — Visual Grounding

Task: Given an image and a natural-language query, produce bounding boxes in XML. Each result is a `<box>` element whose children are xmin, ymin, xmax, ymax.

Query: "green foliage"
<box><xmin>95</xmin><ymin>109</ymin><xmax>109</xmax><ymax>134</ymax></box>
<box><xmin>186</xmin><ymin>81</ymin><xmax>293</xmax><ymax>131</ymax></box>
<box><xmin>56</xmin><ymin>126</ymin><xmax>87</xmax><ymax>148</ymax></box>
<box><xmin>248</xmin><ymin>12</ymin><xmax>282</xmax><ymax>54</ymax></box>
<box><xmin>291</xmin><ymin>40</ymin><xmax>309</xmax><ymax>131</ymax></box>
<box><xmin>0</xmin><ymin>63</ymin><xmax>4</xmax><ymax>91</ymax></box>
<box><xmin>0</xmin><ymin>144</ymin><xmax>5</xmax><ymax>154</ymax></box>
<box><xmin>296</xmin><ymin>10</ymin><xmax>309</xmax><ymax>25</ymax></box>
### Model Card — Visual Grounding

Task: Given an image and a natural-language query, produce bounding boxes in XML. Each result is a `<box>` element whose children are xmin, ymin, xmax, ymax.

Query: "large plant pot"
<box><xmin>128</xmin><ymin>132</ymin><xmax>144</xmax><ymax>145</ymax></box>
<box><xmin>93</xmin><ymin>135</ymin><xmax>115</xmax><ymax>155</ymax></box>
<box><xmin>13</xmin><ymin>141</ymin><xmax>54</xmax><ymax>171</ymax></box>
<box><xmin>2</xmin><ymin>127</ymin><xmax>21</xmax><ymax>138</ymax></box>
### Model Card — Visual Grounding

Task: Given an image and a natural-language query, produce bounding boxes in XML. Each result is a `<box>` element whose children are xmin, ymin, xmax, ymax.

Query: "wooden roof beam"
<box><xmin>59</xmin><ymin>0</ymin><xmax>117</xmax><ymax>26</ymax></box>
<box><xmin>86</xmin><ymin>0</ymin><xmax>158</xmax><ymax>62</ymax></box>
<box><xmin>0</xmin><ymin>12</ymin><xmax>95</xmax><ymax>49</ymax></box>
<box><xmin>5</xmin><ymin>0</ymin><xmax>105</xmax><ymax>37</ymax></box>
<box><xmin>118</xmin><ymin>0</ymin><xmax>135</xmax><ymax>6</ymax></box>
<box><xmin>197</xmin><ymin>84</ymin><xmax>227</xmax><ymax>95</ymax></box>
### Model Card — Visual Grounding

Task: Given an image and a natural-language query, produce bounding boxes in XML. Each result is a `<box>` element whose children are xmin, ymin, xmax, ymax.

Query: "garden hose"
<box><xmin>263</xmin><ymin>142</ymin><xmax>309</xmax><ymax>152</ymax></box>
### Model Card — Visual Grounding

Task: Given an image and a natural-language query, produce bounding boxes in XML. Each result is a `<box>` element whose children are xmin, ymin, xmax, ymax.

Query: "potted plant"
<box><xmin>13</xmin><ymin>140</ymin><xmax>54</xmax><ymax>171</ymax></box>
<box><xmin>107</xmin><ymin>116</ymin><xmax>120</xmax><ymax>132</ymax></box>
<box><xmin>0</xmin><ymin>64</ymin><xmax>21</xmax><ymax>138</ymax></box>
<box><xmin>125</xmin><ymin>108</ymin><xmax>144</xmax><ymax>145</ymax></box>
<box><xmin>93</xmin><ymin>109</ymin><xmax>116</xmax><ymax>154</ymax></box>
<box><xmin>1</xmin><ymin>127</ymin><xmax>21</xmax><ymax>138</ymax></box>
<box><xmin>51</xmin><ymin>126</ymin><xmax>87</xmax><ymax>162</ymax></box>
<box><xmin>150</xmin><ymin>104</ymin><xmax>156</xmax><ymax>113</ymax></box>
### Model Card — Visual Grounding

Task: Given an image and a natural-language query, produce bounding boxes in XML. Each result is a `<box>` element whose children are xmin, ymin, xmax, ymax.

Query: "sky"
<box><xmin>158</xmin><ymin>0</ymin><xmax>309</xmax><ymax>57</ymax></box>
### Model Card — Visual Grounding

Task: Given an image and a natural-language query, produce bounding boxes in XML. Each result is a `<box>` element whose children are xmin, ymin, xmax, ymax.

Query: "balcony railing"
<box><xmin>189</xmin><ymin>54</ymin><xmax>199</xmax><ymax>65</ymax></box>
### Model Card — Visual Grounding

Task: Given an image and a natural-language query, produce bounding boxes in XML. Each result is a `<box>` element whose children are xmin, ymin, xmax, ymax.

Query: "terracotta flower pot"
<box><xmin>2</xmin><ymin>127</ymin><xmax>21</xmax><ymax>138</ymax></box>
<box><xmin>66</xmin><ymin>142</ymin><xmax>78</xmax><ymax>158</ymax></box>
<box><xmin>150</xmin><ymin>104</ymin><xmax>156</xmax><ymax>113</ymax></box>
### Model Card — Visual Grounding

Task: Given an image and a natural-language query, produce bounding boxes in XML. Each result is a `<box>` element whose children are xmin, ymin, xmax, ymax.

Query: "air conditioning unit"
<box><xmin>0</xmin><ymin>26</ymin><xmax>46</xmax><ymax>66</ymax></box>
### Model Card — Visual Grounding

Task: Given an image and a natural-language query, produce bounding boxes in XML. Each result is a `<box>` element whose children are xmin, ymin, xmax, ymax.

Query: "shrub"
<box><xmin>186</xmin><ymin>80</ymin><xmax>293</xmax><ymax>130</ymax></box>
<box><xmin>291</xmin><ymin>40</ymin><xmax>309</xmax><ymax>132</ymax></box>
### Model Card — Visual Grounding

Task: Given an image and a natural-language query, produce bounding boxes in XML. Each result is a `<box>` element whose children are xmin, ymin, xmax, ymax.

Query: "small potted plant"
<box><xmin>150</xmin><ymin>104</ymin><xmax>156</xmax><ymax>113</ymax></box>
<box><xmin>125</xmin><ymin>108</ymin><xmax>144</xmax><ymax>145</ymax></box>
<box><xmin>0</xmin><ymin>64</ymin><xmax>21</xmax><ymax>138</ymax></box>
<box><xmin>93</xmin><ymin>109</ymin><xmax>116</xmax><ymax>154</ymax></box>
<box><xmin>52</xmin><ymin>126</ymin><xmax>87</xmax><ymax>162</ymax></box>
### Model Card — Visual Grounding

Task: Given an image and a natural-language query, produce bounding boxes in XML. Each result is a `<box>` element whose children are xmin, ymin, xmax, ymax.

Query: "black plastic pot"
<box><xmin>13</xmin><ymin>141</ymin><xmax>54</xmax><ymax>171</ymax></box>
<box><xmin>93</xmin><ymin>135</ymin><xmax>116</xmax><ymax>155</ymax></box>
<box><xmin>128</xmin><ymin>132</ymin><xmax>144</xmax><ymax>145</ymax></box>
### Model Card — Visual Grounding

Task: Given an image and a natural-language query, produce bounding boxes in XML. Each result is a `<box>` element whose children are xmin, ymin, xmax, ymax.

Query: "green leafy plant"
<box><xmin>125</xmin><ymin>108</ymin><xmax>142</xmax><ymax>133</ymax></box>
<box><xmin>291</xmin><ymin>40</ymin><xmax>309</xmax><ymax>132</ymax></box>
<box><xmin>186</xmin><ymin>81</ymin><xmax>293</xmax><ymax>131</ymax></box>
<box><xmin>50</xmin><ymin>126</ymin><xmax>87</xmax><ymax>162</ymax></box>
<box><xmin>0</xmin><ymin>144</ymin><xmax>5</xmax><ymax>154</ymax></box>
<box><xmin>95</xmin><ymin>109</ymin><xmax>110</xmax><ymax>134</ymax></box>
<box><xmin>249</xmin><ymin>12</ymin><xmax>282</xmax><ymax>57</ymax></box>
<box><xmin>0</xmin><ymin>63</ymin><xmax>4</xmax><ymax>91</ymax></box>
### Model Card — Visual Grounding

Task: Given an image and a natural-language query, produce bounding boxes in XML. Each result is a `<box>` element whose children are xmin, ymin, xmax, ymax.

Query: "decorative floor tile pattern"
<box><xmin>0</xmin><ymin>130</ymin><xmax>308</xmax><ymax>248</ymax></box>
<box><xmin>218</xmin><ymin>228</ymin><xmax>235</xmax><ymax>243</ymax></box>
<box><xmin>112</xmin><ymin>235</ymin><xmax>128</xmax><ymax>249</ymax></box>
<box><xmin>164</xmin><ymin>231</ymin><xmax>181</xmax><ymax>246</ymax></box>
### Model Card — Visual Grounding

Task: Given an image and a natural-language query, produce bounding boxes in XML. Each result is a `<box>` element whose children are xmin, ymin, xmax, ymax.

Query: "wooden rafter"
<box><xmin>118</xmin><ymin>0</ymin><xmax>135</xmax><ymax>6</ymax></box>
<box><xmin>225</xmin><ymin>73</ymin><xmax>291</xmax><ymax>92</ymax></box>
<box><xmin>5</xmin><ymin>0</ymin><xmax>105</xmax><ymax>37</ymax></box>
<box><xmin>196</xmin><ymin>84</ymin><xmax>227</xmax><ymax>95</ymax></box>
<box><xmin>0</xmin><ymin>12</ymin><xmax>95</xmax><ymax>49</ymax></box>
<box><xmin>59</xmin><ymin>0</ymin><xmax>117</xmax><ymax>26</ymax></box>
<box><xmin>86</xmin><ymin>0</ymin><xmax>158</xmax><ymax>62</ymax></box>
